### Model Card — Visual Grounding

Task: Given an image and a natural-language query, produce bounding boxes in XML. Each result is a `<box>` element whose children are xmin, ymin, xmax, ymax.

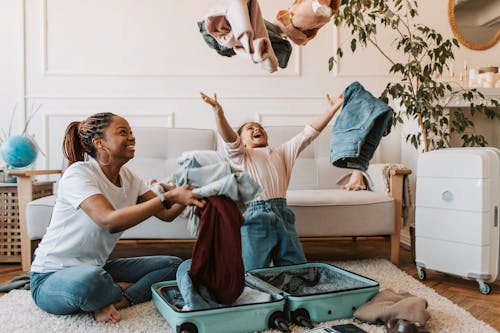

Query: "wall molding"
<box><xmin>27</xmin><ymin>95</ymin><xmax>324</xmax><ymax>100</ymax></box>
<box><xmin>256</xmin><ymin>112</ymin><xmax>322</xmax><ymax>125</ymax></box>
<box><xmin>40</xmin><ymin>0</ymin><xmax>301</xmax><ymax>78</ymax></box>
<box><xmin>19</xmin><ymin>0</ymin><xmax>27</xmax><ymax>126</ymax></box>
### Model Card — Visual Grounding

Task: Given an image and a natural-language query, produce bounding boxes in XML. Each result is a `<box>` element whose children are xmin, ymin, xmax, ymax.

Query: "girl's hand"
<box><xmin>159</xmin><ymin>182</ymin><xmax>176</xmax><ymax>192</ymax></box>
<box><xmin>200</xmin><ymin>92</ymin><xmax>223</xmax><ymax>113</ymax></box>
<box><xmin>325</xmin><ymin>93</ymin><xmax>343</xmax><ymax>114</ymax></box>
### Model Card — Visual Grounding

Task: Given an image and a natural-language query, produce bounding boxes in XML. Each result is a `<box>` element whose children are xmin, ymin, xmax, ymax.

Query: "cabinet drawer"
<box><xmin>415</xmin><ymin>237</ymin><xmax>491</xmax><ymax>277</ymax></box>
<box><xmin>416</xmin><ymin>177</ymin><xmax>491</xmax><ymax>212</ymax></box>
<box><xmin>415</xmin><ymin>207</ymin><xmax>490</xmax><ymax>245</ymax></box>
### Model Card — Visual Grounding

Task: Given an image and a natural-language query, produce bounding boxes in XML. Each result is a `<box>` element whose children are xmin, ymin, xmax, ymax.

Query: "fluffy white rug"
<box><xmin>0</xmin><ymin>259</ymin><xmax>496</xmax><ymax>333</ymax></box>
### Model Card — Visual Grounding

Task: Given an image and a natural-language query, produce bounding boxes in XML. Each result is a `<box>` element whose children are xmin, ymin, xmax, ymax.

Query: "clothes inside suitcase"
<box><xmin>246</xmin><ymin>263</ymin><xmax>379</xmax><ymax>326</ymax></box>
<box><xmin>152</xmin><ymin>263</ymin><xmax>379</xmax><ymax>332</ymax></box>
<box><xmin>152</xmin><ymin>280</ymin><xmax>289</xmax><ymax>333</ymax></box>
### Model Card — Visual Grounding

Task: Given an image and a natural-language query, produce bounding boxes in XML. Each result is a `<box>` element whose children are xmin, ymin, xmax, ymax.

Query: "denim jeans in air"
<box><xmin>241</xmin><ymin>198</ymin><xmax>306</xmax><ymax>271</ymax></box>
<box><xmin>30</xmin><ymin>255</ymin><xmax>182</xmax><ymax>315</ymax></box>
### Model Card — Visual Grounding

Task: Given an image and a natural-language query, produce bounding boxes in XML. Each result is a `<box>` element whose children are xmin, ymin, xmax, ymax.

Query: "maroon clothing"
<box><xmin>190</xmin><ymin>196</ymin><xmax>245</xmax><ymax>304</ymax></box>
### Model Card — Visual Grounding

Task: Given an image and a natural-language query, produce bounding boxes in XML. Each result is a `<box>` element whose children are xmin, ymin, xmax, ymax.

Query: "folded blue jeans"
<box><xmin>241</xmin><ymin>198</ymin><xmax>307</xmax><ymax>271</ymax></box>
<box><xmin>30</xmin><ymin>255</ymin><xmax>182</xmax><ymax>315</ymax></box>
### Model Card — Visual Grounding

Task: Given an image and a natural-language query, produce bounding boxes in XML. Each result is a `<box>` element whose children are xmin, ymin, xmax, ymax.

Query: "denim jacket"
<box><xmin>330</xmin><ymin>81</ymin><xmax>393</xmax><ymax>171</ymax></box>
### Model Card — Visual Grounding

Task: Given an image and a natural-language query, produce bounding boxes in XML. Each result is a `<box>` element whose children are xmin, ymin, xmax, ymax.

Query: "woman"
<box><xmin>30</xmin><ymin>112</ymin><xmax>205</xmax><ymax>323</ymax></box>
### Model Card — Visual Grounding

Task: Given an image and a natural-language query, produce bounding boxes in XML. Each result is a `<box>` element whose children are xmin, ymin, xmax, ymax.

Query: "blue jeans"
<box><xmin>241</xmin><ymin>198</ymin><xmax>306</xmax><ymax>271</ymax></box>
<box><xmin>30</xmin><ymin>255</ymin><xmax>182</xmax><ymax>315</ymax></box>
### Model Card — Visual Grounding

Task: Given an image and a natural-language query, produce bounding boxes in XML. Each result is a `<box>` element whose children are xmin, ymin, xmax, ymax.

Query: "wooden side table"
<box><xmin>7</xmin><ymin>170</ymin><xmax>62</xmax><ymax>271</ymax></box>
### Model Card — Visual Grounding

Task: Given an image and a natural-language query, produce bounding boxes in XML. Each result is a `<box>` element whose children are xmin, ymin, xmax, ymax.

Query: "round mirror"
<box><xmin>448</xmin><ymin>0</ymin><xmax>500</xmax><ymax>50</ymax></box>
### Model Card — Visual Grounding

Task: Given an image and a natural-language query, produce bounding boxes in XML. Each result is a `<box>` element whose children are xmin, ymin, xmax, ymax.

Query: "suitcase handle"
<box><xmin>494</xmin><ymin>206</ymin><xmax>498</xmax><ymax>228</ymax></box>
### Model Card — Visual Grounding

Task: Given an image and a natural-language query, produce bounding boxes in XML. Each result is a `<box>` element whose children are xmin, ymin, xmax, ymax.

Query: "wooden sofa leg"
<box><xmin>390</xmin><ymin>233</ymin><xmax>400</xmax><ymax>266</ymax></box>
<box><xmin>388</xmin><ymin>168</ymin><xmax>411</xmax><ymax>267</ymax></box>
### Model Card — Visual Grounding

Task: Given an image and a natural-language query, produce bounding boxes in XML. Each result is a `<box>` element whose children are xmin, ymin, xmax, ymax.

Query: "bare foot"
<box><xmin>114</xmin><ymin>296</ymin><xmax>131</xmax><ymax>310</ymax></box>
<box><xmin>341</xmin><ymin>170</ymin><xmax>366</xmax><ymax>191</ymax></box>
<box><xmin>117</xmin><ymin>282</ymin><xmax>133</xmax><ymax>290</ymax></box>
<box><xmin>114</xmin><ymin>282</ymin><xmax>133</xmax><ymax>310</ymax></box>
<box><xmin>94</xmin><ymin>304</ymin><xmax>121</xmax><ymax>323</ymax></box>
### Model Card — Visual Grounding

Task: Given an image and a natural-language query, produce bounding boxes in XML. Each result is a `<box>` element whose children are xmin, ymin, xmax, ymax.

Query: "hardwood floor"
<box><xmin>1</xmin><ymin>238</ymin><xmax>499</xmax><ymax>331</ymax></box>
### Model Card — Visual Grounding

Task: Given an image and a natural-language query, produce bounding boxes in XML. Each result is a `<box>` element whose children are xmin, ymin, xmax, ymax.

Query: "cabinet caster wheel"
<box><xmin>417</xmin><ymin>267</ymin><xmax>426</xmax><ymax>281</ymax></box>
<box><xmin>479</xmin><ymin>283</ymin><xmax>491</xmax><ymax>295</ymax></box>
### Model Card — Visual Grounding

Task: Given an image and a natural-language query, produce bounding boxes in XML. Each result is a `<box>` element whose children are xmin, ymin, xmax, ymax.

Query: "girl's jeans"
<box><xmin>241</xmin><ymin>198</ymin><xmax>307</xmax><ymax>271</ymax></box>
<box><xmin>30</xmin><ymin>255</ymin><xmax>181</xmax><ymax>315</ymax></box>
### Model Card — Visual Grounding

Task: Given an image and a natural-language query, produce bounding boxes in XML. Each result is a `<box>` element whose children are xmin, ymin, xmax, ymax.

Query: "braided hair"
<box><xmin>63</xmin><ymin>112</ymin><xmax>116</xmax><ymax>166</ymax></box>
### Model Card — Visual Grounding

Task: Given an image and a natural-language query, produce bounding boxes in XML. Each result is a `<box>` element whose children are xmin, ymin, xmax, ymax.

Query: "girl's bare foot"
<box><xmin>94</xmin><ymin>304</ymin><xmax>121</xmax><ymax>323</ymax></box>
<box><xmin>342</xmin><ymin>170</ymin><xmax>366</xmax><ymax>191</ymax></box>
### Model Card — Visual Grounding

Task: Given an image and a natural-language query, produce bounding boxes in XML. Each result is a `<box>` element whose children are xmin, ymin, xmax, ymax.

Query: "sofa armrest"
<box><xmin>8</xmin><ymin>169</ymin><xmax>62</xmax><ymax>272</ymax></box>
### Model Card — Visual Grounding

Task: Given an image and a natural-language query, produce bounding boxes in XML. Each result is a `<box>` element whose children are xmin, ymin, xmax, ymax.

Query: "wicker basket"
<box><xmin>0</xmin><ymin>182</ymin><xmax>53</xmax><ymax>263</ymax></box>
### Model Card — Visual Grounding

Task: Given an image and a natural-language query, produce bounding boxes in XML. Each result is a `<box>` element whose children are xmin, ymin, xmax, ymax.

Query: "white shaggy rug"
<box><xmin>0</xmin><ymin>259</ymin><xmax>497</xmax><ymax>333</ymax></box>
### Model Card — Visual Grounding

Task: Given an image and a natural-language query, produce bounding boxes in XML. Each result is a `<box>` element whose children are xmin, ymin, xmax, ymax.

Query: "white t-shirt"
<box><xmin>31</xmin><ymin>158</ymin><xmax>149</xmax><ymax>273</ymax></box>
<box><xmin>223</xmin><ymin>125</ymin><xmax>319</xmax><ymax>200</ymax></box>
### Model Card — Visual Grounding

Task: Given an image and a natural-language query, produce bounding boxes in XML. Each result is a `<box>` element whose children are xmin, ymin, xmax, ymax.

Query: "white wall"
<box><xmin>0</xmin><ymin>0</ymin><xmax>22</xmax><ymax>165</ymax></box>
<box><xmin>1</xmin><ymin>0</ymin><xmax>499</xmax><ymax>173</ymax></box>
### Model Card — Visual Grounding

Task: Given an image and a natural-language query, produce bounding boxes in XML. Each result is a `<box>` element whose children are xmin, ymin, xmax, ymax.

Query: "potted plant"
<box><xmin>331</xmin><ymin>0</ymin><xmax>499</xmax><ymax>152</ymax></box>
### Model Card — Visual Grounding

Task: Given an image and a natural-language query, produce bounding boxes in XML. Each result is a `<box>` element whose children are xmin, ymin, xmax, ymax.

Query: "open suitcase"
<box><xmin>246</xmin><ymin>262</ymin><xmax>379</xmax><ymax>327</ymax></box>
<box><xmin>152</xmin><ymin>262</ymin><xmax>379</xmax><ymax>333</ymax></box>
<box><xmin>415</xmin><ymin>147</ymin><xmax>500</xmax><ymax>294</ymax></box>
<box><xmin>152</xmin><ymin>280</ymin><xmax>288</xmax><ymax>333</ymax></box>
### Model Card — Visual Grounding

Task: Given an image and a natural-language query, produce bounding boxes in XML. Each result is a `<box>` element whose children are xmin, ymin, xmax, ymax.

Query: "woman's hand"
<box><xmin>168</xmin><ymin>185</ymin><xmax>206</xmax><ymax>208</ymax></box>
<box><xmin>200</xmin><ymin>92</ymin><xmax>223</xmax><ymax>113</ymax></box>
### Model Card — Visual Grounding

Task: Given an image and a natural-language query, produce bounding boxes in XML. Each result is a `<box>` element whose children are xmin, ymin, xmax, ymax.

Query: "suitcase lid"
<box><xmin>417</xmin><ymin>147</ymin><xmax>500</xmax><ymax>179</ymax></box>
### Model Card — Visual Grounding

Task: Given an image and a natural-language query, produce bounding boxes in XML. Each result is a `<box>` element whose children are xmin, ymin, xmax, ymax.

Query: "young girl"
<box><xmin>200</xmin><ymin>92</ymin><xmax>343</xmax><ymax>271</ymax></box>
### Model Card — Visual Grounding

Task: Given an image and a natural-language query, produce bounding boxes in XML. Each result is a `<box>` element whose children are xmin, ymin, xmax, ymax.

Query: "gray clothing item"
<box><xmin>249</xmin><ymin>266</ymin><xmax>370</xmax><ymax>296</ymax></box>
<box><xmin>0</xmin><ymin>274</ymin><xmax>30</xmax><ymax>292</ymax></box>
<box><xmin>173</xmin><ymin>152</ymin><xmax>262</xmax><ymax>236</ymax></box>
<box><xmin>198</xmin><ymin>20</ymin><xmax>292</xmax><ymax>69</ymax></box>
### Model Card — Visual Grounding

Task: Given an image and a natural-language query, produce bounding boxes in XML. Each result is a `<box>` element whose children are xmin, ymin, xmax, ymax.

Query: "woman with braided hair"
<box><xmin>30</xmin><ymin>112</ymin><xmax>205</xmax><ymax>323</ymax></box>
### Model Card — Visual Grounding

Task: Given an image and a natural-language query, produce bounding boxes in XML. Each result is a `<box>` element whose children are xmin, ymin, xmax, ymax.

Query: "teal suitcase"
<box><xmin>246</xmin><ymin>262</ymin><xmax>379</xmax><ymax>328</ymax></box>
<box><xmin>152</xmin><ymin>280</ymin><xmax>289</xmax><ymax>333</ymax></box>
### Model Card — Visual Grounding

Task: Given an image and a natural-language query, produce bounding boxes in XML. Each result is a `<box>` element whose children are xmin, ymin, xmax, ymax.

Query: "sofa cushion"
<box><xmin>287</xmin><ymin>189</ymin><xmax>394</xmax><ymax>237</ymax></box>
<box><xmin>286</xmin><ymin>189</ymin><xmax>393</xmax><ymax>206</ymax></box>
<box><xmin>27</xmin><ymin>195</ymin><xmax>56</xmax><ymax>240</ymax></box>
<box><xmin>27</xmin><ymin>194</ymin><xmax>195</xmax><ymax>240</ymax></box>
<box><xmin>121</xmin><ymin>216</ymin><xmax>194</xmax><ymax>239</ymax></box>
<box><xmin>266</xmin><ymin>126</ymin><xmax>350</xmax><ymax>190</ymax></box>
<box><xmin>126</xmin><ymin>127</ymin><xmax>217</xmax><ymax>181</ymax></box>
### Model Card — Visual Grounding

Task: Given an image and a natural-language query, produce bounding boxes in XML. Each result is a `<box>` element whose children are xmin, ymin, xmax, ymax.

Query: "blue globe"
<box><xmin>1</xmin><ymin>135</ymin><xmax>38</xmax><ymax>168</ymax></box>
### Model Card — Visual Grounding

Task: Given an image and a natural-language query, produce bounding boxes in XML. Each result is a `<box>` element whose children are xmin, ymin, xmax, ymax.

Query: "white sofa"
<box><xmin>17</xmin><ymin>126</ymin><xmax>409</xmax><ymax>271</ymax></box>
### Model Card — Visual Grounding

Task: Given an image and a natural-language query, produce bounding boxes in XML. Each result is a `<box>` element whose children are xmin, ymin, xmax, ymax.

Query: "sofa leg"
<box><xmin>390</xmin><ymin>233</ymin><xmax>400</xmax><ymax>266</ymax></box>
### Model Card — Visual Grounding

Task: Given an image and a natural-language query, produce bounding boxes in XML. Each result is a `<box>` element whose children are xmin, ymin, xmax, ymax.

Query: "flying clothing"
<box><xmin>276</xmin><ymin>0</ymin><xmax>340</xmax><ymax>46</ymax></box>
<box><xmin>330</xmin><ymin>81</ymin><xmax>394</xmax><ymax>171</ymax></box>
<box><xmin>204</xmin><ymin>0</ymin><xmax>279</xmax><ymax>73</ymax></box>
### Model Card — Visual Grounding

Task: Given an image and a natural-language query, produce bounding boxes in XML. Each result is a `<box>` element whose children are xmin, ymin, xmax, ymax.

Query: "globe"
<box><xmin>0</xmin><ymin>135</ymin><xmax>38</xmax><ymax>168</ymax></box>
